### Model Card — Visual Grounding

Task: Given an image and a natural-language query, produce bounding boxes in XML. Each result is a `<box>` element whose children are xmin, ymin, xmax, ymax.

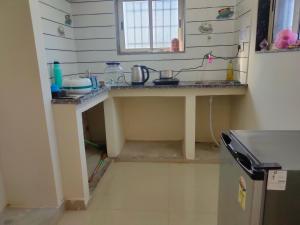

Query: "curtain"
<box><xmin>273</xmin><ymin>0</ymin><xmax>295</xmax><ymax>40</ymax></box>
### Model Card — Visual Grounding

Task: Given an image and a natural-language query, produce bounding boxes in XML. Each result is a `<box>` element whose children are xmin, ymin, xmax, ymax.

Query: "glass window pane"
<box><xmin>123</xmin><ymin>1</ymin><xmax>150</xmax><ymax>49</ymax></box>
<box><xmin>152</xmin><ymin>0</ymin><xmax>179</xmax><ymax>49</ymax></box>
<box><xmin>273</xmin><ymin>0</ymin><xmax>295</xmax><ymax>41</ymax></box>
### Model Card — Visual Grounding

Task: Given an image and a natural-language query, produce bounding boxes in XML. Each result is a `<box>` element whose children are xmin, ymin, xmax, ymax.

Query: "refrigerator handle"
<box><xmin>221</xmin><ymin>132</ymin><xmax>265</xmax><ymax>180</ymax></box>
<box><xmin>235</xmin><ymin>152</ymin><xmax>255</xmax><ymax>175</ymax></box>
<box><xmin>222</xmin><ymin>133</ymin><xmax>257</xmax><ymax>178</ymax></box>
<box><xmin>221</xmin><ymin>133</ymin><xmax>236</xmax><ymax>154</ymax></box>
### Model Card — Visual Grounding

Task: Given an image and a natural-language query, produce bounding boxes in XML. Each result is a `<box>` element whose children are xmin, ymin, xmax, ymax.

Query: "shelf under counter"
<box><xmin>114</xmin><ymin>141</ymin><xmax>220</xmax><ymax>164</ymax></box>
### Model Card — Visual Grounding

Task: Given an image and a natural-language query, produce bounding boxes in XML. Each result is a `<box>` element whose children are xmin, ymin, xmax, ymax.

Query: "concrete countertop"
<box><xmin>110</xmin><ymin>80</ymin><xmax>247</xmax><ymax>89</ymax></box>
<box><xmin>52</xmin><ymin>80</ymin><xmax>247</xmax><ymax>105</ymax></box>
<box><xmin>51</xmin><ymin>86</ymin><xmax>110</xmax><ymax>105</ymax></box>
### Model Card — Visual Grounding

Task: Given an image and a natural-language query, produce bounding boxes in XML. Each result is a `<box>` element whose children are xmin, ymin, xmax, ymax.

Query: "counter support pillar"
<box><xmin>104</xmin><ymin>97</ymin><xmax>125</xmax><ymax>157</ymax></box>
<box><xmin>184</xmin><ymin>95</ymin><xmax>196</xmax><ymax>160</ymax></box>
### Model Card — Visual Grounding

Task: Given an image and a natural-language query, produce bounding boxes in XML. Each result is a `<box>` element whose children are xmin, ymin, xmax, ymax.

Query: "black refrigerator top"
<box><xmin>230</xmin><ymin>130</ymin><xmax>300</xmax><ymax>171</ymax></box>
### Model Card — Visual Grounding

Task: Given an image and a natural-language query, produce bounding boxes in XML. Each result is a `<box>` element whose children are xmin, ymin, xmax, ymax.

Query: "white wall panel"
<box><xmin>71</xmin><ymin>1</ymin><xmax>114</xmax><ymax>15</ymax></box>
<box><xmin>234</xmin><ymin>0</ymin><xmax>251</xmax><ymax>83</ymax></box>
<box><xmin>39</xmin><ymin>0</ymin><xmax>79</xmax><ymax>79</ymax></box>
<box><xmin>40</xmin><ymin>0</ymin><xmax>242</xmax><ymax>82</ymax></box>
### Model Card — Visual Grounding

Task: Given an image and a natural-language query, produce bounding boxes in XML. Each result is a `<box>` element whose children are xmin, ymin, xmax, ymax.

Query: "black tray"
<box><xmin>153</xmin><ymin>78</ymin><xmax>180</xmax><ymax>85</ymax></box>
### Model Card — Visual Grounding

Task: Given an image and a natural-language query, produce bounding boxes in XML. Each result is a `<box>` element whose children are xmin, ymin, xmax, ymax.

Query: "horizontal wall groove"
<box><xmin>72</xmin><ymin>12</ymin><xmax>114</xmax><ymax>16</ymax></box>
<box><xmin>47</xmin><ymin>57</ymin><xmax>249</xmax><ymax>65</ymax></box>
<box><xmin>72</xmin><ymin>25</ymin><xmax>115</xmax><ymax>28</ymax></box>
<box><xmin>75</xmin><ymin>37</ymin><xmax>116</xmax><ymax>40</ymax></box>
<box><xmin>39</xmin><ymin>1</ymin><xmax>71</xmax><ymax>15</ymax></box>
<box><xmin>70</xmin><ymin>0</ymin><xmax>113</xmax><ymax>3</ymax></box>
<box><xmin>41</xmin><ymin>17</ymin><xmax>71</xmax><ymax>27</ymax></box>
<box><xmin>46</xmin><ymin>45</ymin><xmax>242</xmax><ymax>52</ymax></box>
<box><xmin>41</xmin><ymin>17</ymin><xmax>114</xmax><ymax>29</ymax></box>
<box><xmin>187</xmin><ymin>25</ymin><xmax>251</xmax><ymax>36</ymax></box>
<box><xmin>45</xmin><ymin>48</ymin><xmax>116</xmax><ymax>52</ymax></box>
<box><xmin>43</xmin><ymin>33</ymin><xmax>115</xmax><ymax>40</ymax></box>
<box><xmin>43</xmin><ymin>33</ymin><xmax>74</xmax><ymax>40</ymax></box>
<box><xmin>187</xmin><ymin>5</ymin><xmax>235</xmax><ymax>10</ymax></box>
<box><xmin>186</xmin><ymin>44</ymin><xmax>239</xmax><ymax>48</ymax></box>
<box><xmin>186</xmin><ymin>18</ymin><xmax>236</xmax><ymax>23</ymax></box>
<box><xmin>187</xmin><ymin>31</ymin><xmax>238</xmax><ymax>36</ymax></box>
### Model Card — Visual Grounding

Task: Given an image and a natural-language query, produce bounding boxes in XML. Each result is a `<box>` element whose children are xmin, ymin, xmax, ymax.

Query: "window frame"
<box><xmin>115</xmin><ymin>0</ymin><xmax>185</xmax><ymax>55</ymax></box>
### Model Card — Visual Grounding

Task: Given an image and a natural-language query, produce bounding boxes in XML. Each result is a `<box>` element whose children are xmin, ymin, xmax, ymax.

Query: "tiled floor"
<box><xmin>58</xmin><ymin>162</ymin><xmax>219</xmax><ymax>225</ymax></box>
<box><xmin>117</xmin><ymin>141</ymin><xmax>219</xmax><ymax>163</ymax></box>
<box><xmin>0</xmin><ymin>208</ymin><xmax>62</xmax><ymax>225</ymax></box>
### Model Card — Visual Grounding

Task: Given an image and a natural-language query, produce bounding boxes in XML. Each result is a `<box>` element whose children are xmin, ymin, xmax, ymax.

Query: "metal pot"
<box><xmin>159</xmin><ymin>70</ymin><xmax>174</xmax><ymax>79</ymax></box>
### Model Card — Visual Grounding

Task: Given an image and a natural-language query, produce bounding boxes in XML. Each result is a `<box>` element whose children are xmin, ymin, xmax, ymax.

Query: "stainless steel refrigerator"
<box><xmin>218</xmin><ymin>131</ymin><xmax>300</xmax><ymax>225</ymax></box>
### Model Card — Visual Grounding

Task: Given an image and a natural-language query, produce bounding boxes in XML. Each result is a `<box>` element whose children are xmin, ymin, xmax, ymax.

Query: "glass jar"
<box><xmin>104</xmin><ymin>62</ymin><xmax>125</xmax><ymax>85</ymax></box>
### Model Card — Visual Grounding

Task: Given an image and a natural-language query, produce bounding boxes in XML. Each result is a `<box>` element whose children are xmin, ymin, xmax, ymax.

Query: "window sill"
<box><xmin>117</xmin><ymin>50</ymin><xmax>186</xmax><ymax>55</ymax></box>
<box><xmin>256</xmin><ymin>47</ymin><xmax>300</xmax><ymax>54</ymax></box>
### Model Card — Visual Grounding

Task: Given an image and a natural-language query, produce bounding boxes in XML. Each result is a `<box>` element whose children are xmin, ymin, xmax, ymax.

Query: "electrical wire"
<box><xmin>115</xmin><ymin>45</ymin><xmax>241</xmax><ymax>83</ymax></box>
<box><xmin>173</xmin><ymin>54</ymin><xmax>209</xmax><ymax>78</ymax></box>
<box><xmin>173</xmin><ymin>46</ymin><xmax>241</xmax><ymax>78</ymax></box>
<box><xmin>117</xmin><ymin>73</ymin><xmax>130</xmax><ymax>85</ymax></box>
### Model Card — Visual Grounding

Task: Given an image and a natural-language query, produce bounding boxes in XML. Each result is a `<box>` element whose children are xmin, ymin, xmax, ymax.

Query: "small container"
<box><xmin>171</xmin><ymin>38</ymin><xmax>180</xmax><ymax>52</ymax></box>
<box><xmin>159</xmin><ymin>70</ymin><xmax>173</xmax><ymax>79</ymax></box>
<box><xmin>53</xmin><ymin>61</ymin><xmax>63</xmax><ymax>88</ymax></box>
<box><xmin>226</xmin><ymin>60</ymin><xmax>234</xmax><ymax>81</ymax></box>
<box><xmin>63</xmin><ymin>78</ymin><xmax>92</xmax><ymax>94</ymax></box>
<box><xmin>104</xmin><ymin>62</ymin><xmax>124</xmax><ymax>85</ymax></box>
<box><xmin>90</xmin><ymin>75</ymin><xmax>99</xmax><ymax>90</ymax></box>
<box><xmin>86</xmin><ymin>70</ymin><xmax>99</xmax><ymax>91</ymax></box>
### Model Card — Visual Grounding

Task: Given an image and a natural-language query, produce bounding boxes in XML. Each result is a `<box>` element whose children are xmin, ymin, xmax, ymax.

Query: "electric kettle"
<box><xmin>131</xmin><ymin>65</ymin><xmax>150</xmax><ymax>85</ymax></box>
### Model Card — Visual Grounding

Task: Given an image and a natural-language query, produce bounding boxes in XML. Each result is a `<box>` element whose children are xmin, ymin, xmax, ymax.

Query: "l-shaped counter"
<box><xmin>52</xmin><ymin>81</ymin><xmax>247</xmax><ymax>208</ymax></box>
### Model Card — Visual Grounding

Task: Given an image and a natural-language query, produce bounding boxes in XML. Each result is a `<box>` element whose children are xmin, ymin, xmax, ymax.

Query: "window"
<box><xmin>116</xmin><ymin>0</ymin><xmax>185</xmax><ymax>54</ymax></box>
<box><xmin>271</xmin><ymin>0</ymin><xmax>300</xmax><ymax>41</ymax></box>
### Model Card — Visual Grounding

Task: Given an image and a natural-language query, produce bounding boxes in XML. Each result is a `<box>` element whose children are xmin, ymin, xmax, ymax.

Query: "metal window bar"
<box><xmin>149</xmin><ymin>0</ymin><xmax>154</xmax><ymax>50</ymax></box>
<box><xmin>169</xmin><ymin>0</ymin><xmax>172</xmax><ymax>44</ymax></box>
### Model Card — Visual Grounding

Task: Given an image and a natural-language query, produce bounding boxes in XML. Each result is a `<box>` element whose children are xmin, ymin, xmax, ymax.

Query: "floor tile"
<box><xmin>90</xmin><ymin>162</ymin><xmax>169</xmax><ymax>211</ymax></box>
<box><xmin>58</xmin><ymin>210</ymin><xmax>168</xmax><ymax>225</ymax></box>
<box><xmin>58</xmin><ymin>162</ymin><xmax>220</xmax><ymax>225</ymax></box>
<box><xmin>169</xmin><ymin>212</ymin><xmax>217</xmax><ymax>225</ymax></box>
<box><xmin>168</xmin><ymin>164</ymin><xmax>219</xmax><ymax>213</ymax></box>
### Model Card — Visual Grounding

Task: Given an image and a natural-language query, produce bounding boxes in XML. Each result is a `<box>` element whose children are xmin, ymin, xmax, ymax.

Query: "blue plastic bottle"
<box><xmin>53</xmin><ymin>61</ymin><xmax>63</xmax><ymax>89</ymax></box>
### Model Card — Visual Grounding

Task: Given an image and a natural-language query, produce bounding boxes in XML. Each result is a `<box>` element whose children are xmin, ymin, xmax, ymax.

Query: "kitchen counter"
<box><xmin>52</xmin><ymin>81</ymin><xmax>248</xmax><ymax>105</ymax></box>
<box><xmin>109</xmin><ymin>80</ymin><xmax>247</xmax><ymax>98</ymax></box>
<box><xmin>51</xmin><ymin>86</ymin><xmax>110</xmax><ymax>105</ymax></box>
<box><xmin>110</xmin><ymin>80</ymin><xmax>247</xmax><ymax>90</ymax></box>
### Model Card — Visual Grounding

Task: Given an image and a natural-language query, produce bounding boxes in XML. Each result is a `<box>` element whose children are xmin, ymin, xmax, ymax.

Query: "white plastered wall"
<box><xmin>231</xmin><ymin>0</ymin><xmax>300</xmax><ymax>130</ymax></box>
<box><xmin>0</xmin><ymin>0</ymin><xmax>63</xmax><ymax>208</ymax></box>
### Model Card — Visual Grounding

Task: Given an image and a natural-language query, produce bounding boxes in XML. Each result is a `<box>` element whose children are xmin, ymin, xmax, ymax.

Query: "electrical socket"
<box><xmin>238</xmin><ymin>43</ymin><xmax>245</xmax><ymax>52</ymax></box>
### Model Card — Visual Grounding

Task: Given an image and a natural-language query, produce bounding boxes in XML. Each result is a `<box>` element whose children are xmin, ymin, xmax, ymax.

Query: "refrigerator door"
<box><xmin>218</xmin><ymin>133</ymin><xmax>265</xmax><ymax>225</ymax></box>
<box><xmin>263</xmin><ymin>170</ymin><xmax>300</xmax><ymax>225</ymax></box>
